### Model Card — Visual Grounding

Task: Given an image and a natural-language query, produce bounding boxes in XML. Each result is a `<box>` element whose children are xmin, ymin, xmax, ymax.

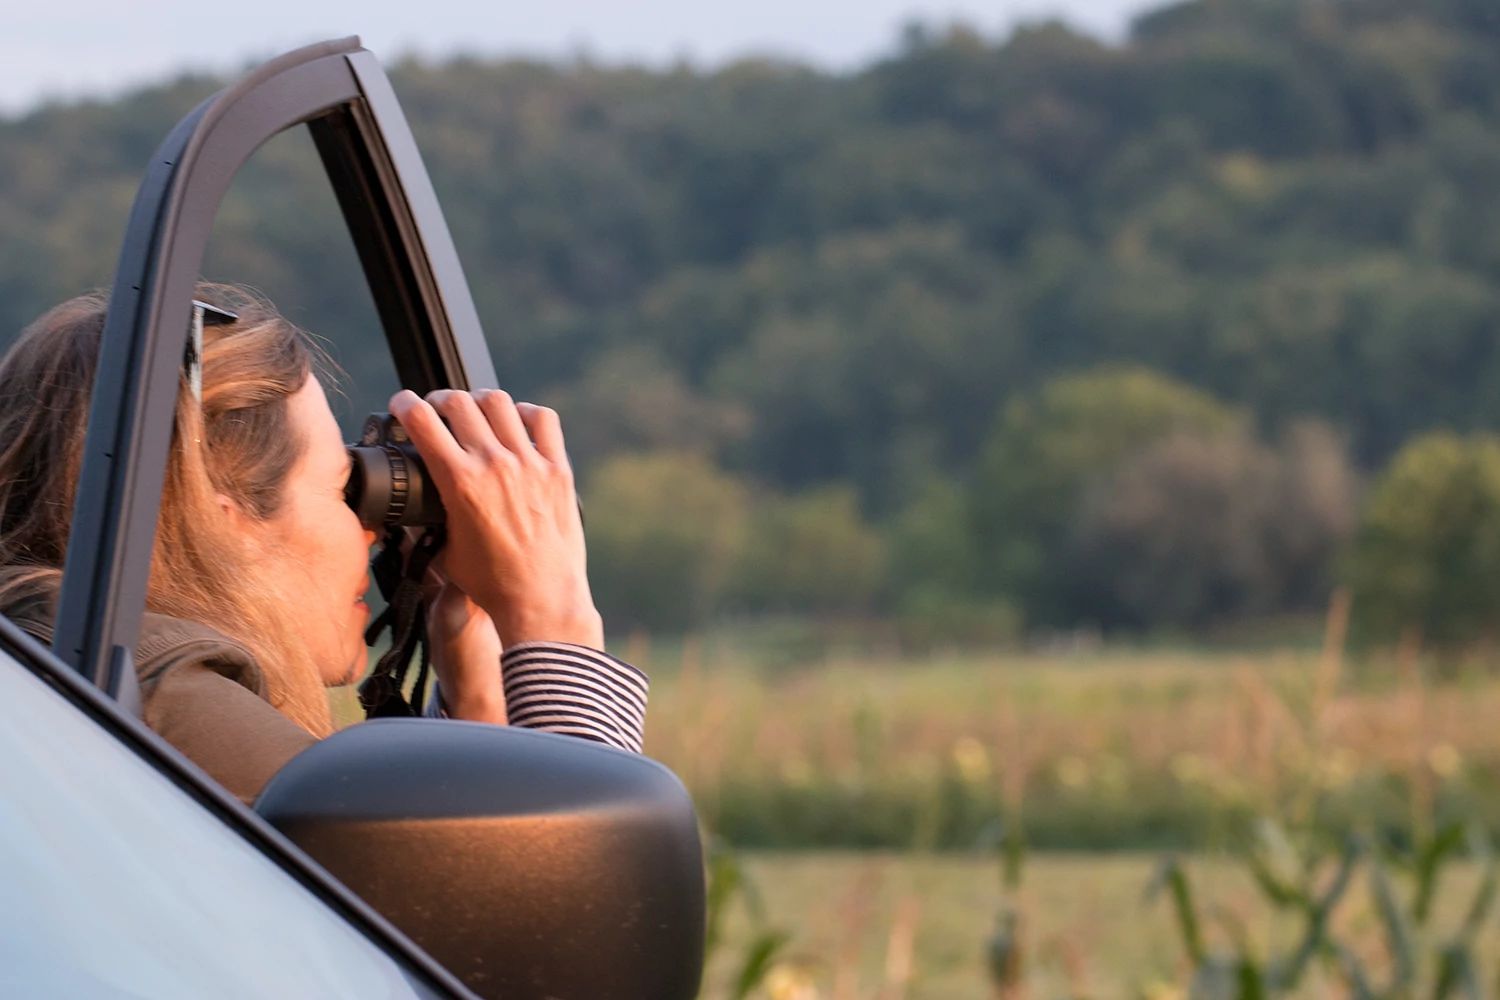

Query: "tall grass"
<box><xmin>641</xmin><ymin>627</ymin><xmax>1500</xmax><ymax>851</ymax></box>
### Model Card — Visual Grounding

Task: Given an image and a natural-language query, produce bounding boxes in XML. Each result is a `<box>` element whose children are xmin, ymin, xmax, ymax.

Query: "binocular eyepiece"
<box><xmin>345</xmin><ymin>413</ymin><xmax>444</xmax><ymax>529</ymax></box>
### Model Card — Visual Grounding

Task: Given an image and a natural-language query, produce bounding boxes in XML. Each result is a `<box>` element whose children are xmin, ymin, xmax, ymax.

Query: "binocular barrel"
<box><xmin>345</xmin><ymin>413</ymin><xmax>445</xmax><ymax>528</ymax></box>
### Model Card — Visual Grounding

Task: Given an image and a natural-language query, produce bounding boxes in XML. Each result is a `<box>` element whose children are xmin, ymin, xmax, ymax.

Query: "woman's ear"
<box><xmin>214</xmin><ymin>491</ymin><xmax>258</xmax><ymax>534</ymax></box>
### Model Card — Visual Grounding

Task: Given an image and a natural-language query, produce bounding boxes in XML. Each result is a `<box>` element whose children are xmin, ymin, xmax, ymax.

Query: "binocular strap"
<box><xmin>358</xmin><ymin>525</ymin><xmax>446</xmax><ymax>719</ymax></box>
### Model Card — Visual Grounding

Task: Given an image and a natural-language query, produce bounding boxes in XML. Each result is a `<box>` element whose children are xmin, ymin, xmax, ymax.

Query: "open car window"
<box><xmin>54</xmin><ymin>38</ymin><xmax>497</xmax><ymax>700</ymax></box>
<box><xmin>201</xmin><ymin>125</ymin><xmax>402</xmax><ymax>439</ymax></box>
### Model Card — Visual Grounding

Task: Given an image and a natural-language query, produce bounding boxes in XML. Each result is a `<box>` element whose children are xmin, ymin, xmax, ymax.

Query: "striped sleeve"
<box><xmin>500</xmin><ymin>642</ymin><xmax>649</xmax><ymax>753</ymax></box>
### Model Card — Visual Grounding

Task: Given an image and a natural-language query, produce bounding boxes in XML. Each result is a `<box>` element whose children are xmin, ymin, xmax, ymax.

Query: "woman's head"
<box><xmin>0</xmin><ymin>283</ymin><xmax>375</xmax><ymax>735</ymax></box>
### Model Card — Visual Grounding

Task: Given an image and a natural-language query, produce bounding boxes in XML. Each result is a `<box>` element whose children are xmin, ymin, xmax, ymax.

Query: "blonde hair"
<box><xmin>0</xmin><ymin>283</ymin><xmax>336</xmax><ymax>736</ymax></box>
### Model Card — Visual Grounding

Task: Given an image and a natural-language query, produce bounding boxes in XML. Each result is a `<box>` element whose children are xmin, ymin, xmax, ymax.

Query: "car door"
<box><xmin>20</xmin><ymin>38</ymin><xmax>704</xmax><ymax>1000</ymax></box>
<box><xmin>0</xmin><ymin>41</ymin><xmax>498</xmax><ymax>996</ymax></box>
<box><xmin>0</xmin><ymin>608</ymin><xmax>474</xmax><ymax>997</ymax></box>
<box><xmin>50</xmin><ymin>36</ymin><xmax>499</xmax><ymax>703</ymax></box>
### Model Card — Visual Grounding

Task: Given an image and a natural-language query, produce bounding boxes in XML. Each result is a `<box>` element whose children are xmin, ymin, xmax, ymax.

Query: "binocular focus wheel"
<box><xmin>382</xmin><ymin>444</ymin><xmax>410</xmax><ymax>525</ymax></box>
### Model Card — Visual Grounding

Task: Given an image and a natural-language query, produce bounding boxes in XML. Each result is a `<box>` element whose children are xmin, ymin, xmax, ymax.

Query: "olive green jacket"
<box><xmin>6</xmin><ymin>591</ymin><xmax>316</xmax><ymax>804</ymax></box>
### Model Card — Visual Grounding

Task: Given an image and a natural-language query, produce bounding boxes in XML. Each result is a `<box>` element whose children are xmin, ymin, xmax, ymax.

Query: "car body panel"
<box><xmin>0</xmin><ymin>615</ymin><xmax>470</xmax><ymax>998</ymax></box>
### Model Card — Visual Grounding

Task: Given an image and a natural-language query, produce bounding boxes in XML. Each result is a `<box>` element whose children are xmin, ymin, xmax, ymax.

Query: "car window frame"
<box><xmin>50</xmin><ymin>36</ymin><xmax>499</xmax><ymax>703</ymax></box>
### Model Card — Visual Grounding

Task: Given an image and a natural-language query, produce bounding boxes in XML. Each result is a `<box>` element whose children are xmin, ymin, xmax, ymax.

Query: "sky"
<box><xmin>5</xmin><ymin>0</ymin><xmax>1159</xmax><ymax>116</ymax></box>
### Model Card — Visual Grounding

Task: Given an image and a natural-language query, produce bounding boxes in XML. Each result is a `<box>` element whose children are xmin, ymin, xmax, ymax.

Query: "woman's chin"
<box><xmin>321</xmin><ymin>650</ymin><xmax>366</xmax><ymax>689</ymax></box>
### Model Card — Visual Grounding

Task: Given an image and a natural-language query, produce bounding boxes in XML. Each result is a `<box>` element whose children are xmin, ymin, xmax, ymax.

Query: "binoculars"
<box><xmin>344</xmin><ymin>413</ymin><xmax>443</xmax><ymax>528</ymax></box>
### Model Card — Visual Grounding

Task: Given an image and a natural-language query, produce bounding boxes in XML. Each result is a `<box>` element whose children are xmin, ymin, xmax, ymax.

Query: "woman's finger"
<box><xmin>474</xmin><ymin>389</ymin><xmax>534</xmax><ymax>457</ymax></box>
<box><xmin>516</xmin><ymin>402</ymin><xmax>569</xmax><ymax>468</ymax></box>
<box><xmin>425</xmin><ymin>389</ymin><xmax>498</xmax><ymax>455</ymax></box>
<box><xmin>388</xmin><ymin>390</ymin><xmax>467</xmax><ymax>494</ymax></box>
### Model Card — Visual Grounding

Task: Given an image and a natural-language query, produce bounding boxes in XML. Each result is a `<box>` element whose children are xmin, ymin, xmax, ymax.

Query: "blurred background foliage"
<box><xmin>8</xmin><ymin>0</ymin><xmax>1500</xmax><ymax>649</ymax></box>
<box><xmin>7</xmin><ymin>0</ymin><xmax>1500</xmax><ymax>647</ymax></box>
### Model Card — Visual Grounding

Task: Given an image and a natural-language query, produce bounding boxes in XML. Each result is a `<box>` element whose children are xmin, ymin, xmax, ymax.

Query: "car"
<box><xmin>3</xmin><ymin>37</ymin><xmax>705</xmax><ymax>1000</ymax></box>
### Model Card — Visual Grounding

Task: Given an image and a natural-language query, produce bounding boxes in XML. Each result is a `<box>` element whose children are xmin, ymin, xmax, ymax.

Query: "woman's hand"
<box><xmin>425</xmin><ymin>578</ymin><xmax>506</xmax><ymax>724</ymax></box>
<box><xmin>388</xmin><ymin>388</ymin><xmax>604</xmax><ymax>650</ymax></box>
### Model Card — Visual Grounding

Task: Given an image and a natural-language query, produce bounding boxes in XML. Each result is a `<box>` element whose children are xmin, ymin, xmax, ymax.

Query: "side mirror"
<box><xmin>254</xmin><ymin>719</ymin><xmax>705</xmax><ymax>999</ymax></box>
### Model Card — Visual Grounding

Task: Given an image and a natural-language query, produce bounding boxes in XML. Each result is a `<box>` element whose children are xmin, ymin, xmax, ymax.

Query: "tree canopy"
<box><xmin>5</xmin><ymin>0</ymin><xmax>1500</xmax><ymax>635</ymax></box>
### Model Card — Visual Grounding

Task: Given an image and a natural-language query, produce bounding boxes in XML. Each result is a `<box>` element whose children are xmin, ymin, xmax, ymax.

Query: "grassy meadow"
<box><xmin>703</xmin><ymin>850</ymin><xmax>1496</xmax><ymax>999</ymax></box>
<box><xmin>637</xmin><ymin>623</ymin><xmax>1500</xmax><ymax>997</ymax></box>
<box><xmin>640</xmin><ymin>625</ymin><xmax>1500</xmax><ymax>852</ymax></box>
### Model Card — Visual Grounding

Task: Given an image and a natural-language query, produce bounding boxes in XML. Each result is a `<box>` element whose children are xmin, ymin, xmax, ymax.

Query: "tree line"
<box><xmin>4</xmin><ymin>0</ymin><xmax>1500</xmax><ymax>639</ymax></box>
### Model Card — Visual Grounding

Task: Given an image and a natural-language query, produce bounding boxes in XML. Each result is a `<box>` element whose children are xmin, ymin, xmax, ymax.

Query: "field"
<box><xmin>636</xmin><ymin>626</ymin><xmax>1500</xmax><ymax>997</ymax></box>
<box><xmin>640</xmin><ymin>626</ymin><xmax>1500</xmax><ymax>851</ymax></box>
<box><xmin>704</xmin><ymin>850</ymin><xmax>1494</xmax><ymax>999</ymax></box>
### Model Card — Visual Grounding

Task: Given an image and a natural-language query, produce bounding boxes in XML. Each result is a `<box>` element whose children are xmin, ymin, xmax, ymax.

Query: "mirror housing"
<box><xmin>254</xmin><ymin>719</ymin><xmax>705</xmax><ymax>999</ymax></box>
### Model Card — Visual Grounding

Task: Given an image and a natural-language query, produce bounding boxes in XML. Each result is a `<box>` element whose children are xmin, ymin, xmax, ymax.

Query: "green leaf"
<box><xmin>1459</xmin><ymin>826</ymin><xmax>1498</xmax><ymax>941</ymax></box>
<box><xmin>1432</xmin><ymin>943</ymin><xmax>1482</xmax><ymax>1000</ymax></box>
<box><xmin>1235</xmin><ymin>959</ymin><xmax>1267</xmax><ymax>1000</ymax></box>
<box><xmin>731</xmin><ymin>930</ymin><xmax>790</xmax><ymax>1000</ymax></box>
<box><xmin>1254</xmin><ymin>819</ymin><xmax>1305</xmax><ymax>880</ymax></box>
<box><xmin>704</xmin><ymin>840</ymin><xmax>744</xmax><ymax>958</ymax></box>
<box><xmin>1370</xmin><ymin>853</ymin><xmax>1417</xmax><ymax>991</ymax></box>
<box><xmin>1275</xmin><ymin>837</ymin><xmax>1361</xmax><ymax>991</ymax></box>
<box><xmin>1245</xmin><ymin>843</ymin><xmax>1310</xmax><ymax>911</ymax></box>
<box><xmin>1413</xmin><ymin>821</ymin><xmax>1466</xmax><ymax>925</ymax></box>
<box><xmin>1002</xmin><ymin>816</ymin><xmax>1026</xmax><ymax>891</ymax></box>
<box><xmin>987</xmin><ymin>906</ymin><xmax>1022</xmax><ymax>989</ymax></box>
<box><xmin>1148</xmin><ymin>855</ymin><xmax>1205</xmax><ymax>966</ymax></box>
<box><xmin>1242</xmin><ymin>819</ymin><xmax>1324</xmax><ymax>926</ymax></box>
<box><xmin>1334</xmin><ymin>944</ymin><xmax>1376</xmax><ymax>1000</ymax></box>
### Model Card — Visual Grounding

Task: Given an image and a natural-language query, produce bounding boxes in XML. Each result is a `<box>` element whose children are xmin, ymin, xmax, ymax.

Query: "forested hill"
<box><xmin>5</xmin><ymin>0</ymin><xmax>1500</xmax><ymax>631</ymax></box>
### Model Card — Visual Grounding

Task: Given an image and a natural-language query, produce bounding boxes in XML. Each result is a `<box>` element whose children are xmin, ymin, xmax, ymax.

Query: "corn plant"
<box><xmin>1147</xmin><ymin>824</ymin><xmax>1361</xmax><ymax>999</ymax></box>
<box><xmin>704</xmin><ymin>835</ymin><xmax>792</xmax><ymax>999</ymax></box>
<box><xmin>1348</xmin><ymin>821</ymin><xmax>1499</xmax><ymax>1000</ymax></box>
<box><xmin>983</xmin><ymin>816</ymin><xmax>1028</xmax><ymax>998</ymax></box>
<box><xmin>1148</xmin><ymin>817</ymin><xmax>1499</xmax><ymax>999</ymax></box>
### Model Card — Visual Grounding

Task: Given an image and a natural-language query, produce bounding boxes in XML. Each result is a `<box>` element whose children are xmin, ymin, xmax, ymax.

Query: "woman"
<box><xmin>0</xmin><ymin>283</ymin><xmax>646</xmax><ymax>801</ymax></box>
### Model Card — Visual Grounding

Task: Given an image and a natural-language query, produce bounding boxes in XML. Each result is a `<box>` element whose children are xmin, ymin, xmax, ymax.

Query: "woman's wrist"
<box><xmin>492</xmin><ymin>604</ymin><xmax>605</xmax><ymax>650</ymax></box>
<box><xmin>441</xmin><ymin>683</ymin><xmax>507</xmax><ymax>725</ymax></box>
